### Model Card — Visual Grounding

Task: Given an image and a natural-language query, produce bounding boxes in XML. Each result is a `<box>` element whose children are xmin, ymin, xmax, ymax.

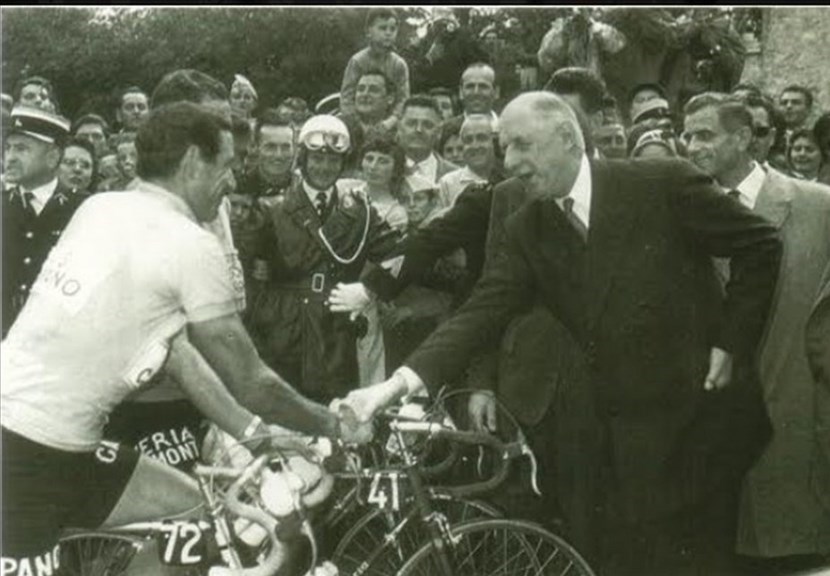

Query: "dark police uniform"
<box><xmin>2</xmin><ymin>106</ymin><xmax>82</xmax><ymax>337</ymax></box>
<box><xmin>247</xmin><ymin>179</ymin><xmax>400</xmax><ymax>404</ymax></box>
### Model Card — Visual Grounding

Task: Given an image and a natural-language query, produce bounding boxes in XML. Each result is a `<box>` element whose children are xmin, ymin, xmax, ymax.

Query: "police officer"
<box><xmin>248</xmin><ymin>115</ymin><xmax>400</xmax><ymax>404</ymax></box>
<box><xmin>2</xmin><ymin>105</ymin><xmax>82</xmax><ymax>336</ymax></box>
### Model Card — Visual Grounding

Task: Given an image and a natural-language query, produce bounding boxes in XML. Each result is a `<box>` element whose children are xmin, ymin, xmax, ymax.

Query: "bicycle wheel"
<box><xmin>397</xmin><ymin>518</ymin><xmax>597</xmax><ymax>576</ymax></box>
<box><xmin>332</xmin><ymin>496</ymin><xmax>500</xmax><ymax>576</ymax></box>
<box><xmin>59</xmin><ymin>533</ymin><xmax>144</xmax><ymax>576</ymax></box>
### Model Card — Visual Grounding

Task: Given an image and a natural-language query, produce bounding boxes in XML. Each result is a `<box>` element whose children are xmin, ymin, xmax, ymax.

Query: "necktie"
<box><xmin>22</xmin><ymin>191</ymin><xmax>37</xmax><ymax>218</ymax></box>
<box><xmin>562</xmin><ymin>197</ymin><xmax>588</xmax><ymax>242</ymax></box>
<box><xmin>315</xmin><ymin>191</ymin><xmax>328</xmax><ymax>218</ymax></box>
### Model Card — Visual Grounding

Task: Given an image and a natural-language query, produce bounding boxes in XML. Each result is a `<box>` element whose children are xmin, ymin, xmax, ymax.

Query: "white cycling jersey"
<box><xmin>1</xmin><ymin>181</ymin><xmax>239</xmax><ymax>452</ymax></box>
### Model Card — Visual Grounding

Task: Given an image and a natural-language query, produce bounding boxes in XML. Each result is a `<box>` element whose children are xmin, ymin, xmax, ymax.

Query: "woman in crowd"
<box><xmin>349</xmin><ymin>133</ymin><xmax>409</xmax><ymax>385</ymax></box>
<box><xmin>788</xmin><ymin>128</ymin><xmax>828</xmax><ymax>184</ymax></box>
<box><xmin>58</xmin><ymin>138</ymin><xmax>98</xmax><ymax>197</ymax></box>
<box><xmin>439</xmin><ymin>123</ymin><xmax>465</xmax><ymax>167</ymax></box>
<box><xmin>812</xmin><ymin>113</ymin><xmax>830</xmax><ymax>185</ymax></box>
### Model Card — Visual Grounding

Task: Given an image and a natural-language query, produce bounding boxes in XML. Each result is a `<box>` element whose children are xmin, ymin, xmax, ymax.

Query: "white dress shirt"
<box><xmin>406</xmin><ymin>152</ymin><xmax>439</xmax><ymax>186</ymax></box>
<box><xmin>555</xmin><ymin>154</ymin><xmax>592</xmax><ymax>229</ymax></box>
<box><xmin>437</xmin><ymin>166</ymin><xmax>487</xmax><ymax>210</ymax></box>
<box><xmin>728</xmin><ymin>161</ymin><xmax>766</xmax><ymax>210</ymax></box>
<box><xmin>302</xmin><ymin>179</ymin><xmax>333</xmax><ymax>211</ymax></box>
<box><xmin>21</xmin><ymin>178</ymin><xmax>59</xmax><ymax>216</ymax></box>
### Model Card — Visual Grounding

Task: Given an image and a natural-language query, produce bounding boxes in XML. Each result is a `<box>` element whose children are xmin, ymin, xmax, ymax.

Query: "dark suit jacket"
<box><xmin>2</xmin><ymin>183</ymin><xmax>85</xmax><ymax>336</ymax></box>
<box><xmin>406</xmin><ymin>158</ymin><xmax>782</xmax><ymax>522</ymax></box>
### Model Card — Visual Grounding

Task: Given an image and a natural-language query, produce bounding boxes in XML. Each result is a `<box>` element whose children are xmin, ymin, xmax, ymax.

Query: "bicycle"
<box><xmin>59</xmin><ymin>435</ymin><xmax>338</xmax><ymax>576</ymax></box>
<box><xmin>330</xmin><ymin>404</ymin><xmax>596</xmax><ymax>576</ymax></box>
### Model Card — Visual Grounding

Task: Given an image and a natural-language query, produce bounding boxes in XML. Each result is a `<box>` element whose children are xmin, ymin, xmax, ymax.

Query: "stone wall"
<box><xmin>741</xmin><ymin>7</ymin><xmax>830</xmax><ymax>121</ymax></box>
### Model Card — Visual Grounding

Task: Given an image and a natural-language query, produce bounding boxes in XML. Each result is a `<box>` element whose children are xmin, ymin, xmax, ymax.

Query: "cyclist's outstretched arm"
<box><xmin>187</xmin><ymin>313</ymin><xmax>340</xmax><ymax>439</ymax></box>
<box><xmin>164</xmin><ymin>330</ymin><xmax>266</xmax><ymax>443</ymax></box>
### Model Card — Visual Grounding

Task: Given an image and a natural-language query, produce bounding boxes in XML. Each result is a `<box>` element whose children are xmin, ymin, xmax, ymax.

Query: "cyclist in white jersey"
<box><xmin>0</xmin><ymin>103</ymin><xmax>356</xmax><ymax>573</ymax></box>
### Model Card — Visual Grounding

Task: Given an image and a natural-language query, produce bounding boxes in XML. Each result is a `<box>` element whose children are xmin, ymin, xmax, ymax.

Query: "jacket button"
<box><xmin>20</xmin><ymin>284</ymin><xmax>28</xmax><ymax>291</ymax></box>
<box><xmin>23</xmin><ymin>257</ymin><xmax>32</xmax><ymax>265</ymax></box>
<box><xmin>25</xmin><ymin>232</ymin><xmax>34</xmax><ymax>239</ymax></box>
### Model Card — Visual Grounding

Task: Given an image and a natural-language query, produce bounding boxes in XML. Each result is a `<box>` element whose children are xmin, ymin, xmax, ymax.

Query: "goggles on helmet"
<box><xmin>302</xmin><ymin>130</ymin><xmax>350</xmax><ymax>154</ymax></box>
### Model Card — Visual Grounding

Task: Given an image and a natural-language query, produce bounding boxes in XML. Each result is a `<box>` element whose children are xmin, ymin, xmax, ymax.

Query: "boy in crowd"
<box><xmin>340</xmin><ymin>8</ymin><xmax>409</xmax><ymax>133</ymax></box>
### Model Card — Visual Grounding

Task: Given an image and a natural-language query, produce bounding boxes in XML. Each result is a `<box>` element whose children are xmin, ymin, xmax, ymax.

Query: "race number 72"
<box><xmin>157</xmin><ymin>522</ymin><xmax>206</xmax><ymax>566</ymax></box>
<box><xmin>367</xmin><ymin>472</ymin><xmax>400</xmax><ymax>511</ymax></box>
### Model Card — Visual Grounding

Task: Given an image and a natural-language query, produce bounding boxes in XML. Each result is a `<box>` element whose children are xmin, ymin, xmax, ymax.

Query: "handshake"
<box><xmin>329</xmin><ymin>373</ymin><xmax>414</xmax><ymax>445</ymax></box>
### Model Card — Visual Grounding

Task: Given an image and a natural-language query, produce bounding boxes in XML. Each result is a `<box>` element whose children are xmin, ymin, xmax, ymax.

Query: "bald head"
<box><xmin>499</xmin><ymin>92</ymin><xmax>585</xmax><ymax>199</ymax></box>
<box><xmin>460</xmin><ymin>63</ymin><xmax>498</xmax><ymax>115</ymax></box>
<box><xmin>502</xmin><ymin>92</ymin><xmax>585</xmax><ymax>151</ymax></box>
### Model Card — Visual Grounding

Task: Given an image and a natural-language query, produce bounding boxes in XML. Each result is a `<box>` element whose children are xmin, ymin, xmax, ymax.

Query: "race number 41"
<box><xmin>367</xmin><ymin>472</ymin><xmax>400</xmax><ymax>511</ymax></box>
<box><xmin>157</xmin><ymin>522</ymin><xmax>207</xmax><ymax>566</ymax></box>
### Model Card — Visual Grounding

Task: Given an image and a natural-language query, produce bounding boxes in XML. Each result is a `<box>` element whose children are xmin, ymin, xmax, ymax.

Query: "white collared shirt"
<box><xmin>555</xmin><ymin>154</ymin><xmax>592</xmax><ymax>229</ymax></box>
<box><xmin>302</xmin><ymin>179</ymin><xmax>333</xmax><ymax>209</ymax></box>
<box><xmin>437</xmin><ymin>166</ymin><xmax>487</xmax><ymax>210</ymax></box>
<box><xmin>21</xmin><ymin>178</ymin><xmax>59</xmax><ymax>216</ymax></box>
<box><xmin>406</xmin><ymin>152</ymin><xmax>439</xmax><ymax>185</ymax></box>
<box><xmin>729</xmin><ymin>161</ymin><xmax>766</xmax><ymax>210</ymax></box>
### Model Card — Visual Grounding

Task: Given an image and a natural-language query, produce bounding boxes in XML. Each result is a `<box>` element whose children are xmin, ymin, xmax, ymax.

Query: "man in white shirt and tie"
<box><xmin>684</xmin><ymin>91</ymin><xmax>830</xmax><ymax>574</ymax></box>
<box><xmin>2</xmin><ymin>105</ymin><xmax>83</xmax><ymax>336</ymax></box>
<box><xmin>398</xmin><ymin>95</ymin><xmax>458</xmax><ymax>189</ymax></box>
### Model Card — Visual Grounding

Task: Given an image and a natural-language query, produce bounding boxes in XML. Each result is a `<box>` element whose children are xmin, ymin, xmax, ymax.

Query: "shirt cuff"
<box><xmin>395</xmin><ymin>366</ymin><xmax>426</xmax><ymax>396</ymax></box>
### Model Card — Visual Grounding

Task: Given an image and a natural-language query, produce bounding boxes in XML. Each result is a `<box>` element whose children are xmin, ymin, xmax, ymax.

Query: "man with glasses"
<box><xmin>742</xmin><ymin>92</ymin><xmax>787</xmax><ymax>172</ymax></box>
<box><xmin>247</xmin><ymin>114</ymin><xmax>399</xmax><ymax>404</ymax></box>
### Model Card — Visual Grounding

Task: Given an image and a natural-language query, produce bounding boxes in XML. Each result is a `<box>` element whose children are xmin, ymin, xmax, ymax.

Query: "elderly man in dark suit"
<box><xmin>335</xmin><ymin>91</ymin><xmax>782</xmax><ymax>576</ymax></box>
<box><xmin>2</xmin><ymin>105</ymin><xmax>82</xmax><ymax>336</ymax></box>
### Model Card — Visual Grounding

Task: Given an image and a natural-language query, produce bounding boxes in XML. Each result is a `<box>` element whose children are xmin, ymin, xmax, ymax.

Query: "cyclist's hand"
<box><xmin>331</xmin><ymin>378</ymin><xmax>407</xmax><ymax>425</ymax></box>
<box><xmin>327</xmin><ymin>282</ymin><xmax>372</xmax><ymax>319</ymax></box>
<box><xmin>335</xmin><ymin>409</ymin><xmax>374</xmax><ymax>445</ymax></box>
<box><xmin>468</xmin><ymin>391</ymin><xmax>497</xmax><ymax>433</ymax></box>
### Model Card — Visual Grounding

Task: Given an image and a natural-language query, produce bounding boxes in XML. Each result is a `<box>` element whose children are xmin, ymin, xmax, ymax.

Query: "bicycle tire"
<box><xmin>332</xmin><ymin>496</ymin><xmax>500</xmax><ymax>576</ymax></box>
<box><xmin>59</xmin><ymin>533</ymin><xmax>144</xmax><ymax>576</ymax></box>
<box><xmin>397</xmin><ymin>518</ymin><xmax>597</xmax><ymax>576</ymax></box>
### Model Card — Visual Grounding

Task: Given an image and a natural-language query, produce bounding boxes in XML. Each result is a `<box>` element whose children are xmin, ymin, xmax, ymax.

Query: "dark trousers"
<box><xmin>601</xmin><ymin>485</ymin><xmax>741</xmax><ymax>576</ymax></box>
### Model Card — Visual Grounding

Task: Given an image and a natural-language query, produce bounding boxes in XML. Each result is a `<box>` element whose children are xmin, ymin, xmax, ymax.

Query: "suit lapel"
<box><xmin>753</xmin><ymin>170</ymin><xmax>792</xmax><ymax>229</ymax></box>
<box><xmin>585</xmin><ymin>161</ymin><xmax>639</xmax><ymax>332</ymax></box>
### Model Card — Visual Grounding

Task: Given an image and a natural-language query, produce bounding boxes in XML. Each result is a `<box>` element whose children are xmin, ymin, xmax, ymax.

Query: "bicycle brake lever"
<box><xmin>476</xmin><ymin>445</ymin><xmax>485</xmax><ymax>477</ymax></box>
<box><xmin>516</xmin><ymin>429</ymin><xmax>542</xmax><ymax>496</ymax></box>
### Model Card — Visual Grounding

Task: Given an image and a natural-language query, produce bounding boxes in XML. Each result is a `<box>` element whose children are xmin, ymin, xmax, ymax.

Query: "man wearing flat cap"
<box><xmin>2</xmin><ymin>105</ymin><xmax>84</xmax><ymax>336</ymax></box>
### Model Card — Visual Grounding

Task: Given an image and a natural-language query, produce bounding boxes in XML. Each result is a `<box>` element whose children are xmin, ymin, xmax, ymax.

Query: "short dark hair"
<box><xmin>780</xmin><ymin>84</ymin><xmax>813</xmax><ymax>109</ymax></box>
<box><xmin>683</xmin><ymin>92</ymin><xmax>753</xmax><ymax>133</ymax></box>
<box><xmin>544</xmin><ymin>67</ymin><xmax>607</xmax><ymax>114</ymax></box>
<box><xmin>401</xmin><ymin>94</ymin><xmax>442</xmax><ymax>119</ymax></box>
<box><xmin>627</xmin><ymin>83</ymin><xmax>667</xmax><ymax>106</ymax></box>
<box><xmin>14</xmin><ymin>75</ymin><xmax>54</xmax><ymax>102</ymax></box>
<box><xmin>72</xmin><ymin>113</ymin><xmax>110</xmax><ymax>136</ymax></box>
<box><xmin>365</xmin><ymin>8</ymin><xmax>397</xmax><ymax>29</ymax></box>
<box><xmin>136</xmin><ymin>102</ymin><xmax>231</xmax><ymax>180</ymax></box>
<box><xmin>120</xmin><ymin>86</ymin><xmax>148</xmax><ymax>106</ymax></box>
<box><xmin>150</xmin><ymin>69</ymin><xmax>229</xmax><ymax>109</ymax></box>
<box><xmin>360</xmin><ymin>131</ymin><xmax>407</xmax><ymax>197</ymax></box>
<box><xmin>254</xmin><ymin>108</ymin><xmax>294</xmax><ymax>143</ymax></box>
<box><xmin>62</xmin><ymin>137</ymin><xmax>99</xmax><ymax>190</ymax></box>
<box><xmin>741</xmin><ymin>92</ymin><xmax>786</xmax><ymax>150</ymax></box>
<box><xmin>357</xmin><ymin>69</ymin><xmax>395</xmax><ymax>95</ymax></box>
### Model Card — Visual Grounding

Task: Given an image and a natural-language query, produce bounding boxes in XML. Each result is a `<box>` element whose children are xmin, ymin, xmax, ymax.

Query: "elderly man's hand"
<box><xmin>330</xmin><ymin>378</ymin><xmax>409</xmax><ymax>426</ymax></box>
<box><xmin>703</xmin><ymin>347</ymin><xmax>733</xmax><ymax>391</ymax></box>
<box><xmin>467</xmin><ymin>391</ymin><xmax>497</xmax><ymax>433</ymax></box>
<box><xmin>328</xmin><ymin>282</ymin><xmax>372</xmax><ymax>321</ymax></box>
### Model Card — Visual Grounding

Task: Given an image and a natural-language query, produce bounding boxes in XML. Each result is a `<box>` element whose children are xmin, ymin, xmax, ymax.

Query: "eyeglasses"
<box><xmin>753</xmin><ymin>125</ymin><xmax>772</xmax><ymax>138</ymax></box>
<box><xmin>302</xmin><ymin>131</ymin><xmax>349</xmax><ymax>153</ymax></box>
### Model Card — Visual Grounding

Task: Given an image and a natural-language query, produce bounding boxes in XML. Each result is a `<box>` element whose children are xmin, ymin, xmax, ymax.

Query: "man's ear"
<box><xmin>46</xmin><ymin>145</ymin><xmax>62</xmax><ymax>172</ymax></box>
<box><xmin>180</xmin><ymin>145</ymin><xmax>202</xmax><ymax>181</ymax></box>
<box><xmin>735</xmin><ymin>125</ymin><xmax>754</xmax><ymax>153</ymax></box>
